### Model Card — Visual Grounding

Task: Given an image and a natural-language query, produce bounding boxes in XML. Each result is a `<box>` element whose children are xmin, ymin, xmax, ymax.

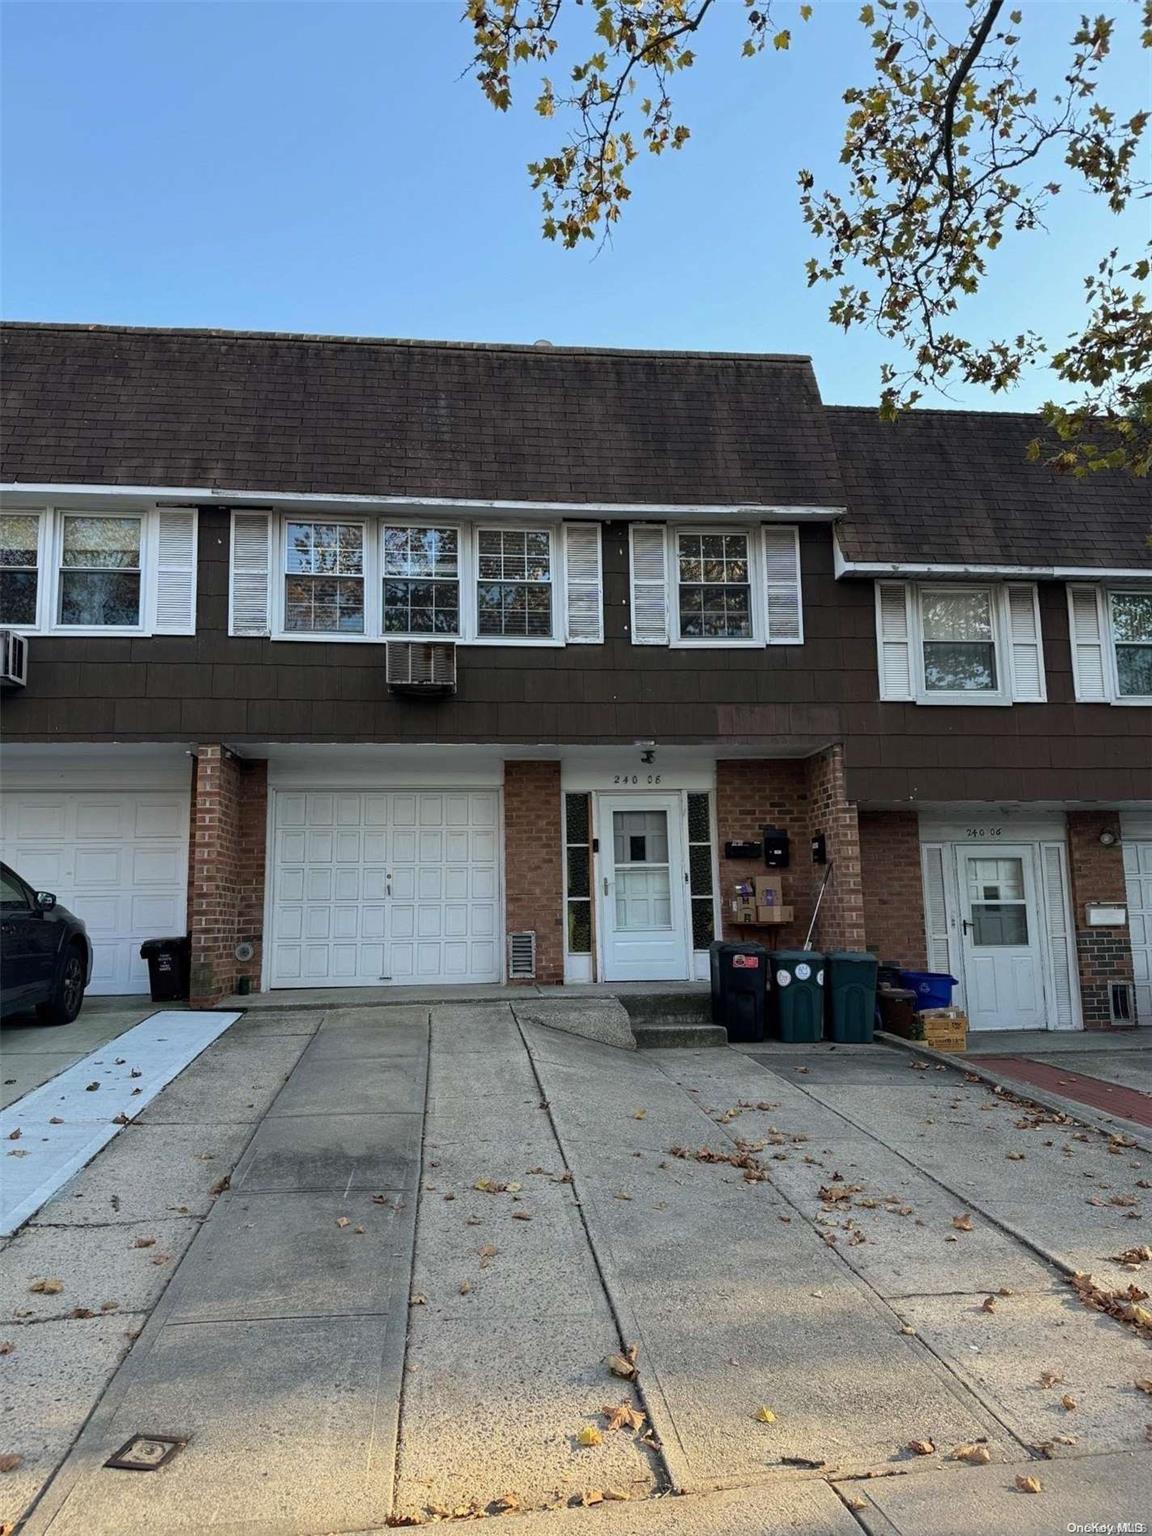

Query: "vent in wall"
<box><xmin>507</xmin><ymin>931</ymin><xmax>536</xmax><ymax>981</ymax></box>
<box><xmin>1109</xmin><ymin>980</ymin><xmax>1135</xmax><ymax>1027</ymax></box>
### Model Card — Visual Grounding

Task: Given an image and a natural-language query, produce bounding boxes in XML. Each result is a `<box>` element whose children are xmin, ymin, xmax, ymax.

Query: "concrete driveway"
<box><xmin>1</xmin><ymin>999</ymin><xmax>156</xmax><ymax>1110</ymax></box>
<box><xmin>2</xmin><ymin>1002</ymin><xmax>1150</xmax><ymax>1535</ymax></box>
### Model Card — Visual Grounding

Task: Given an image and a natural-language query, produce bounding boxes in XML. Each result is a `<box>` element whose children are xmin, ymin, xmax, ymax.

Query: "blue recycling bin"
<box><xmin>897</xmin><ymin>970</ymin><xmax>958</xmax><ymax>1011</ymax></box>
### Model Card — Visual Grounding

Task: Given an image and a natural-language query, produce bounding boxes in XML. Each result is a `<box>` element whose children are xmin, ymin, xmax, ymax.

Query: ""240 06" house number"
<box><xmin>613</xmin><ymin>774</ymin><xmax>663</xmax><ymax>785</ymax></box>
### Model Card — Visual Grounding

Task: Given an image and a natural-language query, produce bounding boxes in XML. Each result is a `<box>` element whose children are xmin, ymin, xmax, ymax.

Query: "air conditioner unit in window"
<box><xmin>385</xmin><ymin>641</ymin><xmax>456</xmax><ymax>696</ymax></box>
<box><xmin>0</xmin><ymin>630</ymin><xmax>28</xmax><ymax>689</ymax></box>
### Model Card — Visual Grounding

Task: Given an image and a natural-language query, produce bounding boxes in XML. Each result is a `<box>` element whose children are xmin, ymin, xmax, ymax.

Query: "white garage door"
<box><xmin>1123</xmin><ymin>839</ymin><xmax>1152</xmax><ymax>1027</ymax></box>
<box><xmin>0</xmin><ymin>792</ymin><xmax>189</xmax><ymax>995</ymax></box>
<box><xmin>270</xmin><ymin>790</ymin><xmax>501</xmax><ymax>988</ymax></box>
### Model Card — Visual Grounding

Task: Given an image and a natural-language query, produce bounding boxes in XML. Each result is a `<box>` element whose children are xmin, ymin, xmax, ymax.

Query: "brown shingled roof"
<box><xmin>829</xmin><ymin>405</ymin><xmax>1151</xmax><ymax>571</ymax></box>
<box><xmin>0</xmin><ymin>322</ymin><xmax>846</xmax><ymax>509</ymax></box>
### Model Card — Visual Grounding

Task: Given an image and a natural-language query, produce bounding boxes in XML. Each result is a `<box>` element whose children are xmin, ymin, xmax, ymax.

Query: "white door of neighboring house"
<box><xmin>957</xmin><ymin>846</ymin><xmax>1047</xmax><ymax>1031</ymax></box>
<box><xmin>268</xmin><ymin>789</ymin><xmax>501</xmax><ymax>988</ymax></box>
<box><xmin>1122</xmin><ymin>838</ymin><xmax>1152</xmax><ymax>1027</ymax></box>
<box><xmin>596</xmin><ymin>794</ymin><xmax>691</xmax><ymax>982</ymax></box>
<box><xmin>0</xmin><ymin>792</ymin><xmax>189</xmax><ymax>995</ymax></box>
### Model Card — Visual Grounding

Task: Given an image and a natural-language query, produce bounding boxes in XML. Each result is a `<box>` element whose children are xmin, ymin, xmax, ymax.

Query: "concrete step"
<box><xmin>631</xmin><ymin>1020</ymin><xmax>728</xmax><ymax>1049</ymax></box>
<box><xmin>617</xmin><ymin>991</ymin><xmax>712</xmax><ymax>1025</ymax></box>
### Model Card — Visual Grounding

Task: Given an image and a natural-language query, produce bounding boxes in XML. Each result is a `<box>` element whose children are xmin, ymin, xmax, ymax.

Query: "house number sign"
<box><xmin>965</xmin><ymin>827</ymin><xmax>1004</xmax><ymax>839</ymax></box>
<box><xmin>612</xmin><ymin>773</ymin><xmax>663</xmax><ymax>785</ymax></box>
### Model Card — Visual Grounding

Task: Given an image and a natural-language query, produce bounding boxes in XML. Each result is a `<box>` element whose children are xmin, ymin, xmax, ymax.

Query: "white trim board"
<box><xmin>0</xmin><ymin>1010</ymin><xmax>240</xmax><ymax>1235</ymax></box>
<box><xmin>834</xmin><ymin>534</ymin><xmax>1150</xmax><ymax>582</ymax></box>
<box><xmin>2</xmin><ymin>483</ymin><xmax>844</xmax><ymax>523</ymax></box>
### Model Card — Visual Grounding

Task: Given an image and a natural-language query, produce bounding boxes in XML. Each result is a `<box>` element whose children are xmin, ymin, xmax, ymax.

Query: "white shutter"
<box><xmin>1005</xmin><ymin>583</ymin><xmax>1046</xmax><ymax>702</ymax></box>
<box><xmin>563</xmin><ymin>523</ymin><xmax>604</xmax><ymax>643</ymax></box>
<box><xmin>762</xmin><ymin>526</ymin><xmax>803</xmax><ymax>644</ymax></box>
<box><xmin>875</xmin><ymin>582</ymin><xmax>915</xmax><ymax>700</ymax></box>
<box><xmin>921</xmin><ymin>843</ymin><xmax>952</xmax><ymax>974</ymax></box>
<box><xmin>1041</xmin><ymin>842</ymin><xmax>1077</xmax><ymax>1028</ymax></box>
<box><xmin>230</xmin><ymin>511</ymin><xmax>272</xmax><ymax>637</ymax></box>
<box><xmin>150</xmin><ymin>509</ymin><xmax>198</xmax><ymax>635</ymax></box>
<box><xmin>629</xmin><ymin>525</ymin><xmax>668</xmax><ymax>645</ymax></box>
<box><xmin>1067</xmin><ymin>585</ymin><xmax>1110</xmax><ymax>701</ymax></box>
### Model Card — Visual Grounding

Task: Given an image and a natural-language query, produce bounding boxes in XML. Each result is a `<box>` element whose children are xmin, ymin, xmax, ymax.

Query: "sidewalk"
<box><xmin>6</xmin><ymin>1003</ymin><xmax>1151</xmax><ymax>1535</ymax></box>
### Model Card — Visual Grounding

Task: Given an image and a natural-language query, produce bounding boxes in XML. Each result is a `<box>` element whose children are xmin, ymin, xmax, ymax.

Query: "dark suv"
<box><xmin>0</xmin><ymin>862</ymin><xmax>91</xmax><ymax>1025</ymax></box>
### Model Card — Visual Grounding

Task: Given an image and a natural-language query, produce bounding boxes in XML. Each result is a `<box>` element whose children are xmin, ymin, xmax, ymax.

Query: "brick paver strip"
<box><xmin>975</xmin><ymin>1055</ymin><xmax>1152</xmax><ymax>1128</ymax></box>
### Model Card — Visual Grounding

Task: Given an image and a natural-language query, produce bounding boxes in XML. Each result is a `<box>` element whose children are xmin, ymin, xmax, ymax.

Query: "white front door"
<box><xmin>269</xmin><ymin>790</ymin><xmax>501</xmax><ymax>988</ymax></box>
<box><xmin>1123</xmin><ymin>840</ymin><xmax>1152</xmax><ymax>1027</ymax></box>
<box><xmin>958</xmin><ymin>846</ymin><xmax>1047</xmax><ymax>1030</ymax></box>
<box><xmin>596</xmin><ymin>794</ymin><xmax>691</xmax><ymax>982</ymax></box>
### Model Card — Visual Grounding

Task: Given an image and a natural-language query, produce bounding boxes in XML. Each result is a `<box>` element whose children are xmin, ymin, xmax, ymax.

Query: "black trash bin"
<box><xmin>140</xmin><ymin>937</ymin><xmax>190</xmax><ymax>1003</ymax></box>
<box><xmin>709</xmin><ymin>939</ymin><xmax>768</xmax><ymax>1043</ymax></box>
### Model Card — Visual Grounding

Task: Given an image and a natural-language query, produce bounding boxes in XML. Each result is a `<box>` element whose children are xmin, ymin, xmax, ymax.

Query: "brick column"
<box><xmin>804</xmin><ymin>745</ymin><xmax>867</xmax><ymax>953</ymax></box>
<box><xmin>859</xmin><ymin>810</ymin><xmax>927</xmax><ymax>966</ymax></box>
<box><xmin>503</xmin><ymin>761</ymin><xmax>564</xmax><ymax>986</ymax></box>
<box><xmin>1066</xmin><ymin>810</ymin><xmax>1133</xmax><ymax>1029</ymax></box>
<box><xmin>188</xmin><ymin>746</ymin><xmax>268</xmax><ymax>1006</ymax></box>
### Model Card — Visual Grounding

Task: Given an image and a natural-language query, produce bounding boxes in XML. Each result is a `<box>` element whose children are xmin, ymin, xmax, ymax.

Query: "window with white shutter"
<box><xmin>151</xmin><ymin>509</ymin><xmax>198</xmax><ymax>635</ymax></box>
<box><xmin>921</xmin><ymin>843</ymin><xmax>953</xmax><ymax>976</ymax></box>
<box><xmin>877</xmin><ymin>580</ymin><xmax>1047</xmax><ymax>704</ymax></box>
<box><xmin>1066</xmin><ymin>584</ymin><xmax>1152</xmax><ymax>703</ymax></box>
<box><xmin>1005</xmin><ymin>583</ymin><xmax>1046</xmax><ymax>702</ymax></box>
<box><xmin>230</xmin><ymin>511</ymin><xmax>272</xmax><ymax>636</ymax></box>
<box><xmin>1066</xmin><ymin>585</ymin><xmax>1109</xmax><ymax>701</ymax></box>
<box><xmin>563</xmin><ymin>523</ymin><xmax>604</xmax><ymax>643</ymax></box>
<box><xmin>762</xmin><ymin>526</ymin><xmax>803</xmax><ymax>644</ymax></box>
<box><xmin>629</xmin><ymin>525</ymin><xmax>669</xmax><ymax>645</ymax></box>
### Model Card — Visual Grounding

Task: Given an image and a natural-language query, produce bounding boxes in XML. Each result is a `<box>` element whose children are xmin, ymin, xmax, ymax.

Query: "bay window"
<box><xmin>283</xmin><ymin>521</ymin><xmax>365</xmax><ymax>634</ymax></box>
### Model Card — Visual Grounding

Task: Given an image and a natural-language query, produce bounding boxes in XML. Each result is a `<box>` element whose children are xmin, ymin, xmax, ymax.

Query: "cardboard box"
<box><xmin>920</xmin><ymin>1007</ymin><xmax>968</xmax><ymax>1052</ymax></box>
<box><xmin>753</xmin><ymin>875</ymin><xmax>784</xmax><ymax>906</ymax></box>
<box><xmin>730</xmin><ymin>898</ymin><xmax>759</xmax><ymax>925</ymax></box>
<box><xmin>756</xmin><ymin>904</ymin><xmax>794</xmax><ymax>925</ymax></box>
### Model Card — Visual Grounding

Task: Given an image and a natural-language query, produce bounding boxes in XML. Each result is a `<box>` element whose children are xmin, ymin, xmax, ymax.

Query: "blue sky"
<box><xmin>2</xmin><ymin>0</ymin><xmax>1147</xmax><ymax>409</ymax></box>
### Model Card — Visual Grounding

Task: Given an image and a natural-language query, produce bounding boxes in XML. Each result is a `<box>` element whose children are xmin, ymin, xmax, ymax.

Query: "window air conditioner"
<box><xmin>0</xmin><ymin>630</ymin><xmax>28</xmax><ymax>689</ymax></box>
<box><xmin>385</xmin><ymin>640</ymin><xmax>457</xmax><ymax>696</ymax></box>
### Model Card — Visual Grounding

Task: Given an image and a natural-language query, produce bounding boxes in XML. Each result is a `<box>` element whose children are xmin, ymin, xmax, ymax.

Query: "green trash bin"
<box><xmin>768</xmin><ymin>950</ymin><xmax>825</xmax><ymax>1042</ymax></box>
<box><xmin>825</xmin><ymin>951</ymin><xmax>878</xmax><ymax>1043</ymax></box>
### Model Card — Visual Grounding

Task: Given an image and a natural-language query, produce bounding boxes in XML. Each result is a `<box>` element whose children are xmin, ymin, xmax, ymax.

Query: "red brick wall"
<box><xmin>716</xmin><ymin>759</ymin><xmax>816</xmax><ymax>948</ymax></box>
<box><xmin>188</xmin><ymin>746</ymin><xmax>268</xmax><ymax>1005</ymax></box>
<box><xmin>804</xmin><ymin>745</ymin><xmax>866</xmax><ymax>952</ymax></box>
<box><xmin>1066</xmin><ymin>810</ymin><xmax>1133</xmax><ymax>1029</ymax></box>
<box><xmin>859</xmin><ymin>810</ymin><xmax>927</xmax><ymax>967</ymax></box>
<box><xmin>504</xmin><ymin>760</ymin><xmax>564</xmax><ymax>985</ymax></box>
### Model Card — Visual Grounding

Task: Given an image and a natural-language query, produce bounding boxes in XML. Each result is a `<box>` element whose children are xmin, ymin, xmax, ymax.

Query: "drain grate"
<box><xmin>104</xmin><ymin>1434</ymin><xmax>186</xmax><ymax>1471</ymax></box>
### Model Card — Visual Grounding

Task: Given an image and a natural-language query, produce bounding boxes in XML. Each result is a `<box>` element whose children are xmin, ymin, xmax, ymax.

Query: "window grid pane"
<box><xmin>283</xmin><ymin>522</ymin><xmax>365</xmax><ymax>634</ymax></box>
<box><xmin>565</xmin><ymin>792</ymin><xmax>592</xmax><ymax>954</ymax></box>
<box><xmin>0</xmin><ymin>517</ymin><xmax>38</xmax><ymax>626</ymax></box>
<box><xmin>476</xmin><ymin>529</ymin><xmax>553</xmax><ymax>638</ymax></box>
<box><xmin>383</xmin><ymin>579</ymin><xmax>459</xmax><ymax>636</ymax></box>
<box><xmin>1112</xmin><ymin>593</ymin><xmax>1152</xmax><ymax>697</ymax></box>
<box><xmin>61</xmin><ymin>516</ymin><xmax>141</xmax><ymax>571</ymax></box>
<box><xmin>678</xmin><ymin>532</ymin><xmax>752</xmax><ymax>640</ymax></box>
<box><xmin>687</xmin><ymin>791</ymin><xmax>716</xmax><ymax>950</ymax></box>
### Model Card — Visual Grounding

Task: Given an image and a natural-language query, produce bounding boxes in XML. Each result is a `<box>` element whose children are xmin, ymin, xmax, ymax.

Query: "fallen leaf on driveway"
<box><xmin>1113</xmin><ymin>1246</ymin><xmax>1152</xmax><ymax>1267</ymax></box>
<box><xmin>0</xmin><ymin>1343</ymin><xmax>12</xmax><ymax>1355</ymax></box>
<box><xmin>459</xmin><ymin>1280</ymin><xmax>471</xmax><ymax>1295</ymax></box>
<box><xmin>633</xmin><ymin>1110</ymin><xmax>647</xmax><ymax>1120</ymax></box>
<box><xmin>952</xmin><ymin>1443</ymin><xmax>991</xmax><ymax>1464</ymax></box>
<box><xmin>607</xmin><ymin>1345</ymin><xmax>639</xmax><ymax>1380</ymax></box>
<box><xmin>981</xmin><ymin>1296</ymin><xmax>998</xmax><ymax>1313</ymax></box>
<box><xmin>907</xmin><ymin>1439</ymin><xmax>934</xmax><ymax>1455</ymax></box>
<box><xmin>478</xmin><ymin>1243</ymin><xmax>498</xmax><ymax>1269</ymax></box>
<box><xmin>85</xmin><ymin>1082</ymin><xmax>100</xmax><ymax>1092</ymax></box>
<box><xmin>1006</xmin><ymin>1152</ymin><xmax>1025</xmax><ymax>1161</ymax></box>
<box><xmin>0</xmin><ymin>1455</ymin><xmax>22</xmax><ymax>1473</ymax></box>
<box><xmin>576</xmin><ymin>1425</ymin><xmax>603</xmax><ymax>1447</ymax></box>
<box><xmin>952</xmin><ymin>1214</ymin><xmax>973</xmax><ymax>1231</ymax></box>
<box><xmin>209</xmin><ymin>1176</ymin><xmax>230</xmax><ymax>1197</ymax></box>
<box><xmin>602</xmin><ymin>1402</ymin><xmax>645</xmax><ymax>1432</ymax></box>
<box><xmin>409</xmin><ymin>1293</ymin><xmax>427</xmax><ymax>1306</ymax></box>
<box><xmin>752</xmin><ymin>1406</ymin><xmax>777</xmax><ymax>1423</ymax></box>
<box><xmin>1134</xmin><ymin>1380</ymin><xmax>1152</xmax><ymax>1395</ymax></box>
<box><xmin>29</xmin><ymin>1278</ymin><xmax>63</xmax><ymax>1295</ymax></box>
<box><xmin>49</xmin><ymin>1117</ymin><xmax>63</xmax><ymax>1124</ymax></box>
<box><xmin>1015</xmin><ymin>1475</ymin><xmax>1043</xmax><ymax>1494</ymax></box>
<box><xmin>511</xmin><ymin>1210</ymin><xmax>533</xmax><ymax>1221</ymax></box>
<box><xmin>6</xmin><ymin>1130</ymin><xmax>19</xmax><ymax>1142</ymax></box>
<box><xmin>602</xmin><ymin>1488</ymin><xmax>630</xmax><ymax>1501</ymax></box>
<box><xmin>335</xmin><ymin>1217</ymin><xmax>350</xmax><ymax>1228</ymax></box>
<box><xmin>1039</xmin><ymin>1369</ymin><xmax>1064</xmax><ymax>1388</ymax></box>
<box><xmin>1060</xmin><ymin>1394</ymin><xmax>1077</xmax><ymax>1411</ymax></box>
<box><xmin>133</xmin><ymin>1237</ymin><xmax>156</xmax><ymax>1249</ymax></box>
<box><xmin>492</xmin><ymin>1493</ymin><xmax>521</xmax><ymax>1513</ymax></box>
<box><xmin>112</xmin><ymin>1114</ymin><xmax>130</xmax><ymax>1126</ymax></box>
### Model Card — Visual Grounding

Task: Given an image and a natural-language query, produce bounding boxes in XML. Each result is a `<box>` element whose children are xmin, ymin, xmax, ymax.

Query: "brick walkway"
<box><xmin>974</xmin><ymin>1055</ymin><xmax>1152</xmax><ymax>1127</ymax></box>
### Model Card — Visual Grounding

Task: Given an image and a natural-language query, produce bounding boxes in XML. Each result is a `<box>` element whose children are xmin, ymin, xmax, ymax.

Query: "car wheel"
<box><xmin>37</xmin><ymin>944</ymin><xmax>87</xmax><ymax>1026</ymax></box>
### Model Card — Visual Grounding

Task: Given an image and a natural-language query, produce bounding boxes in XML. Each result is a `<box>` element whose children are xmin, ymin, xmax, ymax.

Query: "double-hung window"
<box><xmin>383</xmin><ymin>525</ymin><xmax>460</xmax><ymax>636</ymax></box>
<box><xmin>676</xmin><ymin>532</ymin><xmax>753</xmax><ymax>641</ymax></box>
<box><xmin>283</xmin><ymin>521</ymin><xmax>365</xmax><ymax>634</ymax></box>
<box><xmin>1110</xmin><ymin>592</ymin><xmax>1152</xmax><ymax>698</ymax></box>
<box><xmin>0</xmin><ymin>514</ymin><xmax>41</xmax><ymax>626</ymax></box>
<box><xmin>919</xmin><ymin>588</ymin><xmax>998</xmax><ymax>694</ymax></box>
<box><xmin>0</xmin><ymin>506</ymin><xmax>198</xmax><ymax>635</ymax></box>
<box><xmin>1067</xmin><ymin>585</ymin><xmax>1152</xmax><ymax>703</ymax></box>
<box><xmin>58</xmin><ymin>515</ymin><xmax>142</xmax><ymax>627</ymax></box>
<box><xmin>476</xmin><ymin>528</ymin><xmax>554</xmax><ymax>639</ymax></box>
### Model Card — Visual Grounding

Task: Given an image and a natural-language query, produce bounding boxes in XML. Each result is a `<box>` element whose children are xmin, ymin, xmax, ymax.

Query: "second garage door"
<box><xmin>0</xmin><ymin>791</ymin><xmax>189</xmax><ymax>996</ymax></box>
<box><xmin>269</xmin><ymin>790</ymin><xmax>501</xmax><ymax>988</ymax></box>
